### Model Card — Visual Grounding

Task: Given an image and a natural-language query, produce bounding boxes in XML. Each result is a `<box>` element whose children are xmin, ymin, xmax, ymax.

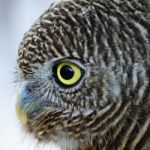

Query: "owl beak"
<box><xmin>15</xmin><ymin>82</ymin><xmax>59</xmax><ymax>125</ymax></box>
<box><xmin>15</xmin><ymin>101</ymin><xmax>28</xmax><ymax>125</ymax></box>
<box><xmin>15</xmin><ymin>83</ymin><xmax>32</xmax><ymax>125</ymax></box>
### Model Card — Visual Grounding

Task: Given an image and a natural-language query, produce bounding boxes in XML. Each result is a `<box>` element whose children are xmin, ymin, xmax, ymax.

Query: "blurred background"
<box><xmin>0</xmin><ymin>0</ymin><xmax>60</xmax><ymax>149</ymax></box>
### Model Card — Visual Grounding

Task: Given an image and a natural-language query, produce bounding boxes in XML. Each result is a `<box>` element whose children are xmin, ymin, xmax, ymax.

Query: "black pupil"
<box><xmin>60</xmin><ymin>65</ymin><xmax>74</xmax><ymax>80</ymax></box>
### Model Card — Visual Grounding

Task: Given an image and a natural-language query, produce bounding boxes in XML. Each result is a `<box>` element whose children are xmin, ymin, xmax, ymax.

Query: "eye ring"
<box><xmin>53</xmin><ymin>62</ymin><xmax>83</xmax><ymax>87</ymax></box>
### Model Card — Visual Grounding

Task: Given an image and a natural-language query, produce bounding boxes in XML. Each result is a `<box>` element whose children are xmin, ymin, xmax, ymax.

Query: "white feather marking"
<box><xmin>113</xmin><ymin>0</ymin><xmax>121</xmax><ymax>4</ymax></box>
<box><xmin>110</xmin><ymin>16</ymin><xmax>119</xmax><ymax>25</ymax></box>
<box><xmin>135</xmin><ymin>22</ymin><xmax>148</xmax><ymax>38</ymax></box>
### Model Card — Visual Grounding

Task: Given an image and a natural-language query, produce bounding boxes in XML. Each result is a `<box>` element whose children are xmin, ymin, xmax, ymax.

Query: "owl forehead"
<box><xmin>18</xmin><ymin>1</ymin><xmax>99</xmax><ymax>75</ymax></box>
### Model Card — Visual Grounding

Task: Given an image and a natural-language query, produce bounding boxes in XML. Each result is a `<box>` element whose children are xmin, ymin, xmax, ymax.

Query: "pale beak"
<box><xmin>15</xmin><ymin>100</ymin><xmax>28</xmax><ymax>125</ymax></box>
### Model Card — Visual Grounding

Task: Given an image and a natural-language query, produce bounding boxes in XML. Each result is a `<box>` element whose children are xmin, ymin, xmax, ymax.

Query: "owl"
<box><xmin>15</xmin><ymin>0</ymin><xmax>150</xmax><ymax>149</ymax></box>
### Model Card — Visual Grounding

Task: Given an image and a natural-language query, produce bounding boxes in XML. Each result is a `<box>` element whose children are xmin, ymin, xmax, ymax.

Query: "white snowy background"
<box><xmin>0</xmin><ymin>0</ymin><xmax>60</xmax><ymax>149</ymax></box>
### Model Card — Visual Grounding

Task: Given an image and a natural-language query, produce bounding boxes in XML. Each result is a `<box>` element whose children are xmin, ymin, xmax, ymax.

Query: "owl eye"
<box><xmin>53</xmin><ymin>62</ymin><xmax>82</xmax><ymax>86</ymax></box>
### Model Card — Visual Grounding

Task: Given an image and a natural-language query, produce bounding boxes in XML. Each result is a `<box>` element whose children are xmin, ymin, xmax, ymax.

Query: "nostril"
<box><xmin>26</xmin><ymin>86</ymin><xmax>32</xmax><ymax>92</ymax></box>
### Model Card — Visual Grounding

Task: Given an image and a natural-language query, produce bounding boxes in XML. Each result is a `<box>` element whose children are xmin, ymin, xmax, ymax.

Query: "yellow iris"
<box><xmin>57</xmin><ymin>62</ymin><xmax>82</xmax><ymax>85</ymax></box>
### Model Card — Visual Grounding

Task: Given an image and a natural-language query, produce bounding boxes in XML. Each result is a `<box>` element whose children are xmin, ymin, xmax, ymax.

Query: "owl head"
<box><xmin>16</xmin><ymin>0</ymin><xmax>149</xmax><ymax>149</ymax></box>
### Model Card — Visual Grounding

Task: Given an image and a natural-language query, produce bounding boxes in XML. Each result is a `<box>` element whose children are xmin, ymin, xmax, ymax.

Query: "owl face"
<box><xmin>16</xmin><ymin>57</ymin><xmax>121</xmax><ymax>141</ymax></box>
<box><xmin>16</xmin><ymin>57</ymin><xmax>120</xmax><ymax>116</ymax></box>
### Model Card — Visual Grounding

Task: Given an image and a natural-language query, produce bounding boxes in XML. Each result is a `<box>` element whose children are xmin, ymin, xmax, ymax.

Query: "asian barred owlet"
<box><xmin>15</xmin><ymin>0</ymin><xmax>150</xmax><ymax>149</ymax></box>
